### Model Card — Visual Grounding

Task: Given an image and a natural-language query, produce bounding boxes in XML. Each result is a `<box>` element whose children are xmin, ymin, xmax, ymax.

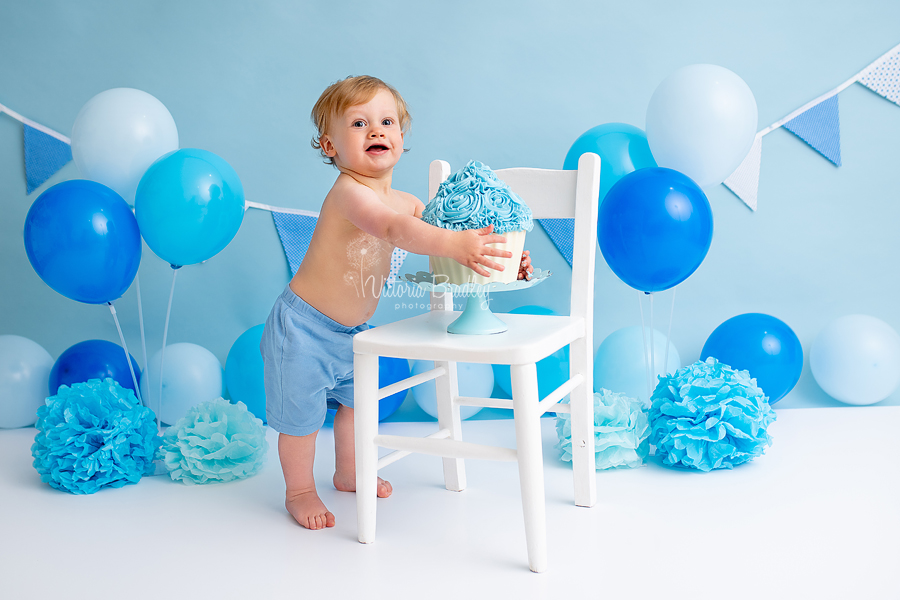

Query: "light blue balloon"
<box><xmin>493</xmin><ymin>305</ymin><xmax>569</xmax><ymax>398</ymax></box>
<box><xmin>563</xmin><ymin>123</ymin><xmax>657</xmax><ymax>202</ymax></box>
<box><xmin>135</xmin><ymin>148</ymin><xmax>244</xmax><ymax>267</ymax></box>
<box><xmin>0</xmin><ymin>335</ymin><xmax>53</xmax><ymax>429</ymax></box>
<box><xmin>410</xmin><ymin>360</ymin><xmax>492</xmax><ymax>420</ymax></box>
<box><xmin>225</xmin><ymin>324</ymin><xmax>266</xmax><ymax>422</ymax></box>
<box><xmin>646</xmin><ymin>64</ymin><xmax>758</xmax><ymax>188</ymax></box>
<box><xmin>140</xmin><ymin>342</ymin><xmax>225</xmax><ymax>426</ymax></box>
<box><xmin>594</xmin><ymin>326</ymin><xmax>680</xmax><ymax>406</ymax></box>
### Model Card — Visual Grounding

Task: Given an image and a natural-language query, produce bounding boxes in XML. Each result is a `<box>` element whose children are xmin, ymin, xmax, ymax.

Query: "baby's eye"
<box><xmin>352</xmin><ymin>120</ymin><xmax>366</xmax><ymax>128</ymax></box>
<box><xmin>382</xmin><ymin>118</ymin><xmax>394</xmax><ymax>126</ymax></box>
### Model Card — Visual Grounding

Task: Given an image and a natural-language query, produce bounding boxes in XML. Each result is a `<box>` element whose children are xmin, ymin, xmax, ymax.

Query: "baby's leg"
<box><xmin>278</xmin><ymin>432</ymin><xmax>335</xmax><ymax>530</ymax></box>
<box><xmin>332</xmin><ymin>404</ymin><xmax>392</xmax><ymax>498</ymax></box>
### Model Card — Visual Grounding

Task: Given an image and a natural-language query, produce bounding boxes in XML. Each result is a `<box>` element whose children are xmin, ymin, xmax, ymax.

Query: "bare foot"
<box><xmin>333</xmin><ymin>471</ymin><xmax>392</xmax><ymax>498</ymax></box>
<box><xmin>285</xmin><ymin>488</ymin><xmax>335</xmax><ymax>530</ymax></box>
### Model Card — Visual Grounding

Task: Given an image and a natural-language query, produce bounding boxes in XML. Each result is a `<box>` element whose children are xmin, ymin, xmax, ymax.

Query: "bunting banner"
<box><xmin>724</xmin><ymin>41</ymin><xmax>900</xmax><ymax>210</ymax></box>
<box><xmin>4</xmin><ymin>39</ymin><xmax>900</xmax><ymax>269</ymax></box>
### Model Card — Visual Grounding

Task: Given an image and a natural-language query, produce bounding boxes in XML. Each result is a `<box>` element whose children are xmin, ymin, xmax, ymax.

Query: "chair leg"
<box><xmin>354</xmin><ymin>353</ymin><xmax>379</xmax><ymax>544</ymax></box>
<box><xmin>569</xmin><ymin>337</ymin><xmax>597</xmax><ymax>507</ymax></box>
<box><xmin>434</xmin><ymin>360</ymin><xmax>466</xmax><ymax>491</ymax></box>
<box><xmin>510</xmin><ymin>363</ymin><xmax>548</xmax><ymax>573</ymax></box>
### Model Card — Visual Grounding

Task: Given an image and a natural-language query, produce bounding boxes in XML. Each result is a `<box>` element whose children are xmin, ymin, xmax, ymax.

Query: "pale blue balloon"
<box><xmin>646</xmin><ymin>64</ymin><xmax>758</xmax><ymax>188</ymax></box>
<box><xmin>563</xmin><ymin>123</ymin><xmax>657</xmax><ymax>202</ymax></box>
<box><xmin>410</xmin><ymin>360</ymin><xmax>492</xmax><ymax>420</ymax></box>
<box><xmin>0</xmin><ymin>335</ymin><xmax>54</xmax><ymax>429</ymax></box>
<box><xmin>140</xmin><ymin>342</ymin><xmax>225</xmax><ymax>426</ymax></box>
<box><xmin>594</xmin><ymin>326</ymin><xmax>680</xmax><ymax>406</ymax></box>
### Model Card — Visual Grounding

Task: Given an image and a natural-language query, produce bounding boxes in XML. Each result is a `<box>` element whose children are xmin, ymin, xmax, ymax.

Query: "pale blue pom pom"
<box><xmin>649</xmin><ymin>357</ymin><xmax>776</xmax><ymax>471</ymax></box>
<box><xmin>31</xmin><ymin>378</ymin><xmax>160</xmax><ymax>495</ymax></box>
<box><xmin>160</xmin><ymin>398</ymin><xmax>268</xmax><ymax>485</ymax></box>
<box><xmin>556</xmin><ymin>389</ymin><xmax>650</xmax><ymax>469</ymax></box>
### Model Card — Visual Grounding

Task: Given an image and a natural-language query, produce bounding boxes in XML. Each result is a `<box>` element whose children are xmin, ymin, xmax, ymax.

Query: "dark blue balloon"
<box><xmin>598</xmin><ymin>167</ymin><xmax>713</xmax><ymax>292</ymax></box>
<box><xmin>49</xmin><ymin>339</ymin><xmax>141</xmax><ymax>395</ymax></box>
<box><xmin>701</xmin><ymin>313</ymin><xmax>803</xmax><ymax>404</ymax></box>
<box><xmin>24</xmin><ymin>180</ymin><xmax>141</xmax><ymax>304</ymax></box>
<box><xmin>563</xmin><ymin>123</ymin><xmax>657</xmax><ymax>202</ymax></box>
<box><xmin>378</xmin><ymin>356</ymin><xmax>410</xmax><ymax>421</ymax></box>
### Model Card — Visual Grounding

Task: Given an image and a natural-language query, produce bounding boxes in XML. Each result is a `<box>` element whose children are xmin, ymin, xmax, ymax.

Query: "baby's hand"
<box><xmin>454</xmin><ymin>225</ymin><xmax>512</xmax><ymax>277</ymax></box>
<box><xmin>518</xmin><ymin>250</ymin><xmax>533</xmax><ymax>281</ymax></box>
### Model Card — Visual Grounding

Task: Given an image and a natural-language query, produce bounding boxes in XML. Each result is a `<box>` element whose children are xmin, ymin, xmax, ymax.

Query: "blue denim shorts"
<box><xmin>260</xmin><ymin>286</ymin><xmax>369</xmax><ymax>437</ymax></box>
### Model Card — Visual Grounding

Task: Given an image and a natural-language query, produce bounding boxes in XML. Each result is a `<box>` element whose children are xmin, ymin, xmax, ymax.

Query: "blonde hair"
<box><xmin>311</xmin><ymin>75</ymin><xmax>411</xmax><ymax>165</ymax></box>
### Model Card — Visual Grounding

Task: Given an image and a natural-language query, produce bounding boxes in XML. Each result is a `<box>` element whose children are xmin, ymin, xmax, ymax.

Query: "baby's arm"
<box><xmin>339</xmin><ymin>186</ymin><xmax>513</xmax><ymax>277</ymax></box>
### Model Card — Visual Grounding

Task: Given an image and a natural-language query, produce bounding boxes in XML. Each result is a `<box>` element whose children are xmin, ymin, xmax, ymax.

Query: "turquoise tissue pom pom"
<box><xmin>649</xmin><ymin>357</ymin><xmax>776</xmax><ymax>471</ymax></box>
<box><xmin>556</xmin><ymin>389</ymin><xmax>650</xmax><ymax>469</ymax></box>
<box><xmin>160</xmin><ymin>398</ymin><xmax>268</xmax><ymax>484</ymax></box>
<box><xmin>31</xmin><ymin>378</ymin><xmax>160</xmax><ymax>494</ymax></box>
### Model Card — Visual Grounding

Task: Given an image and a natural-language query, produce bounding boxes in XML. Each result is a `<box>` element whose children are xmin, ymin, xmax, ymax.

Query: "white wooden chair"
<box><xmin>353</xmin><ymin>153</ymin><xmax>601</xmax><ymax>573</ymax></box>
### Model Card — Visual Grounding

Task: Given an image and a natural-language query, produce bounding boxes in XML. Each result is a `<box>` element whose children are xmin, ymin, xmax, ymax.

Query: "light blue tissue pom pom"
<box><xmin>649</xmin><ymin>357</ymin><xmax>776</xmax><ymax>471</ymax></box>
<box><xmin>556</xmin><ymin>389</ymin><xmax>650</xmax><ymax>469</ymax></box>
<box><xmin>31</xmin><ymin>378</ymin><xmax>160</xmax><ymax>495</ymax></box>
<box><xmin>160</xmin><ymin>398</ymin><xmax>268</xmax><ymax>485</ymax></box>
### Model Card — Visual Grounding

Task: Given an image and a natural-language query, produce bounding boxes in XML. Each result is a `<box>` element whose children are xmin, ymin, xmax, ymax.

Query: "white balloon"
<box><xmin>646</xmin><ymin>64</ymin><xmax>757</xmax><ymax>189</ymax></box>
<box><xmin>810</xmin><ymin>315</ymin><xmax>900</xmax><ymax>405</ymax></box>
<box><xmin>410</xmin><ymin>360</ymin><xmax>492</xmax><ymax>420</ymax></box>
<box><xmin>71</xmin><ymin>88</ymin><xmax>178</xmax><ymax>204</ymax></box>
<box><xmin>0</xmin><ymin>335</ymin><xmax>54</xmax><ymax>428</ymax></box>
<box><xmin>140</xmin><ymin>343</ymin><xmax>224</xmax><ymax>425</ymax></box>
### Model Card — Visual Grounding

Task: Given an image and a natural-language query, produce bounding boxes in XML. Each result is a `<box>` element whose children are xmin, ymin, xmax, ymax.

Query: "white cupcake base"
<box><xmin>430</xmin><ymin>230</ymin><xmax>526</xmax><ymax>285</ymax></box>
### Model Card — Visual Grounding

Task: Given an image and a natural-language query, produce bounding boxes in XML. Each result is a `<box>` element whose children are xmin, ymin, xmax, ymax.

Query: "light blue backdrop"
<box><xmin>2</xmin><ymin>0</ymin><xmax>899</xmax><ymax>411</ymax></box>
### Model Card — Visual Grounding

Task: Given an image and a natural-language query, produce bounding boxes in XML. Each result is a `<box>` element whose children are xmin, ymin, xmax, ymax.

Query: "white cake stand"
<box><xmin>403</xmin><ymin>269</ymin><xmax>551</xmax><ymax>335</ymax></box>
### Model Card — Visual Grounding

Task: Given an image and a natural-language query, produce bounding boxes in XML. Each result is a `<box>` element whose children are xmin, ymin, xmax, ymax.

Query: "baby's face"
<box><xmin>322</xmin><ymin>89</ymin><xmax>404</xmax><ymax>177</ymax></box>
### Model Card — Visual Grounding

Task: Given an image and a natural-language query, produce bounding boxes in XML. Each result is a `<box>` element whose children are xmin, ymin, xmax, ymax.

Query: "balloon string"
<box><xmin>649</xmin><ymin>292</ymin><xmax>655</xmax><ymax>395</ymax></box>
<box><xmin>638</xmin><ymin>292</ymin><xmax>652</xmax><ymax>400</ymax></box>
<box><xmin>108</xmin><ymin>301</ymin><xmax>143</xmax><ymax>406</ymax></box>
<box><xmin>664</xmin><ymin>287</ymin><xmax>677</xmax><ymax>376</ymax></box>
<box><xmin>136</xmin><ymin>273</ymin><xmax>148</xmax><ymax>373</ymax></box>
<box><xmin>158</xmin><ymin>266</ymin><xmax>179</xmax><ymax>431</ymax></box>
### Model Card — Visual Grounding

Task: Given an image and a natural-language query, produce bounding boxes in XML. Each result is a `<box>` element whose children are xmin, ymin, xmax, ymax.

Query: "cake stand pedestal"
<box><xmin>403</xmin><ymin>269</ymin><xmax>551</xmax><ymax>335</ymax></box>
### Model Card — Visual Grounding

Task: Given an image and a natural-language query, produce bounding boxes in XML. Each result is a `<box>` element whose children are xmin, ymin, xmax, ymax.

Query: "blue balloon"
<box><xmin>24</xmin><ymin>180</ymin><xmax>141</xmax><ymax>304</ymax></box>
<box><xmin>135</xmin><ymin>148</ymin><xmax>244</xmax><ymax>267</ymax></box>
<box><xmin>563</xmin><ymin>123</ymin><xmax>657</xmax><ymax>202</ymax></box>
<box><xmin>594</xmin><ymin>326</ymin><xmax>680</xmax><ymax>406</ymax></box>
<box><xmin>493</xmin><ymin>306</ymin><xmax>569</xmax><ymax>398</ymax></box>
<box><xmin>225</xmin><ymin>324</ymin><xmax>266</xmax><ymax>422</ymax></box>
<box><xmin>378</xmin><ymin>357</ymin><xmax>410</xmax><ymax>421</ymax></box>
<box><xmin>598</xmin><ymin>167</ymin><xmax>713</xmax><ymax>292</ymax></box>
<box><xmin>701</xmin><ymin>313</ymin><xmax>803</xmax><ymax>404</ymax></box>
<box><xmin>49</xmin><ymin>339</ymin><xmax>141</xmax><ymax>395</ymax></box>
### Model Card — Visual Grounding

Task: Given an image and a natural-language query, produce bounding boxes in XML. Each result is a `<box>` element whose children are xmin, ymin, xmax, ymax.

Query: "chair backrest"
<box><xmin>427</xmin><ymin>154</ymin><xmax>601</xmax><ymax>322</ymax></box>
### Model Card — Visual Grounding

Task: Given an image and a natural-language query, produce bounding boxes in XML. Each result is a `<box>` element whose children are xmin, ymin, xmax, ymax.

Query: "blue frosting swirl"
<box><xmin>422</xmin><ymin>160</ymin><xmax>533</xmax><ymax>234</ymax></box>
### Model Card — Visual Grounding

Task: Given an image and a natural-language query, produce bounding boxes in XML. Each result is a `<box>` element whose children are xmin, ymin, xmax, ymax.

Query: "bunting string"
<box><xmin>4</xmin><ymin>39</ymin><xmax>900</xmax><ymax>266</ymax></box>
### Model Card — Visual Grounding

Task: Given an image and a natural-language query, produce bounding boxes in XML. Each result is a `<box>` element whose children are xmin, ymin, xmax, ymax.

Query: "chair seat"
<box><xmin>354</xmin><ymin>312</ymin><xmax>585</xmax><ymax>365</ymax></box>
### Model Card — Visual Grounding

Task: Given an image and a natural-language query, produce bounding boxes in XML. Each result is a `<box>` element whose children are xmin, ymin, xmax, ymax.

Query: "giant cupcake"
<box><xmin>422</xmin><ymin>160</ymin><xmax>533</xmax><ymax>285</ymax></box>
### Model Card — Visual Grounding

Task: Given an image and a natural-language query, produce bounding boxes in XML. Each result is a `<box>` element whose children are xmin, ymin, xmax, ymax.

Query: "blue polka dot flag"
<box><xmin>537</xmin><ymin>218</ymin><xmax>574</xmax><ymax>267</ymax></box>
<box><xmin>271</xmin><ymin>211</ymin><xmax>317</xmax><ymax>276</ymax></box>
<box><xmin>24</xmin><ymin>124</ymin><xmax>72</xmax><ymax>194</ymax></box>
<box><xmin>782</xmin><ymin>95</ymin><xmax>842</xmax><ymax>167</ymax></box>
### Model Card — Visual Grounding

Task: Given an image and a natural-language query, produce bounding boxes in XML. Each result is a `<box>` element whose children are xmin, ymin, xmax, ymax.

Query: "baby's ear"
<box><xmin>320</xmin><ymin>135</ymin><xmax>336</xmax><ymax>157</ymax></box>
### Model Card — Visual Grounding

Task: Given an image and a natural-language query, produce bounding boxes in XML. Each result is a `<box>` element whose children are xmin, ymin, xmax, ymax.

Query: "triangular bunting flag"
<box><xmin>24</xmin><ymin>124</ymin><xmax>72</xmax><ymax>193</ymax></box>
<box><xmin>723</xmin><ymin>135</ymin><xmax>762</xmax><ymax>211</ymax></box>
<box><xmin>858</xmin><ymin>47</ymin><xmax>900</xmax><ymax>106</ymax></box>
<box><xmin>782</xmin><ymin>95</ymin><xmax>842</xmax><ymax>166</ymax></box>
<box><xmin>537</xmin><ymin>218</ymin><xmax>574</xmax><ymax>267</ymax></box>
<box><xmin>271</xmin><ymin>211</ymin><xmax>317</xmax><ymax>276</ymax></box>
<box><xmin>270</xmin><ymin>210</ymin><xmax>407</xmax><ymax>287</ymax></box>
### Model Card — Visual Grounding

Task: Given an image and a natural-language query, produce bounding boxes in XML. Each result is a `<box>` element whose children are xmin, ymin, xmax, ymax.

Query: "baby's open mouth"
<box><xmin>367</xmin><ymin>144</ymin><xmax>389</xmax><ymax>152</ymax></box>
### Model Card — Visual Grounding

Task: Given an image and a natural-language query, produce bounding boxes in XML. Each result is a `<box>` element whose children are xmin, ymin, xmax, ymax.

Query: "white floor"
<box><xmin>1</xmin><ymin>407</ymin><xmax>898</xmax><ymax>600</ymax></box>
